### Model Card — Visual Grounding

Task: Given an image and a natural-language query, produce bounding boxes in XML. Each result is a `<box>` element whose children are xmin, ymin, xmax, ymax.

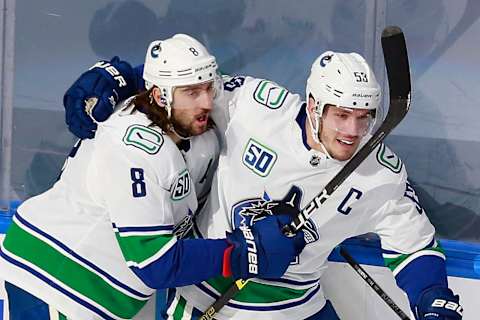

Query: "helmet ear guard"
<box><xmin>305</xmin><ymin>51</ymin><xmax>382</xmax><ymax>144</ymax></box>
<box><xmin>143</xmin><ymin>34</ymin><xmax>221</xmax><ymax>118</ymax></box>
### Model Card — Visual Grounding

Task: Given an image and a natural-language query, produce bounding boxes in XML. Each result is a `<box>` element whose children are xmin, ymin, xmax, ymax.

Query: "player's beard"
<box><xmin>170</xmin><ymin>115</ymin><xmax>214</xmax><ymax>138</ymax></box>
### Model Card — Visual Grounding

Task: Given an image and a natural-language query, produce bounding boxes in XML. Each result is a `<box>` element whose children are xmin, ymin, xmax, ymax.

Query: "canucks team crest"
<box><xmin>123</xmin><ymin>124</ymin><xmax>164</xmax><ymax>154</ymax></box>
<box><xmin>376</xmin><ymin>143</ymin><xmax>403</xmax><ymax>173</ymax></box>
<box><xmin>253</xmin><ymin>80</ymin><xmax>289</xmax><ymax>109</ymax></box>
<box><xmin>231</xmin><ymin>186</ymin><xmax>320</xmax><ymax>247</ymax></box>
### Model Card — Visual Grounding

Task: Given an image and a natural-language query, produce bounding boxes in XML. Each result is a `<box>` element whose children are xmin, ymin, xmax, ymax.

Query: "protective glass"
<box><xmin>322</xmin><ymin>105</ymin><xmax>375</xmax><ymax>137</ymax></box>
<box><xmin>212</xmin><ymin>72</ymin><xmax>224</xmax><ymax>101</ymax></box>
<box><xmin>171</xmin><ymin>72</ymin><xmax>223</xmax><ymax>109</ymax></box>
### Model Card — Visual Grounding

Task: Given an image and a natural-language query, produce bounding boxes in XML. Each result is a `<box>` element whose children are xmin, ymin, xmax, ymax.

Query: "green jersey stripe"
<box><xmin>172</xmin><ymin>295</ymin><xmax>187</xmax><ymax>320</ymax></box>
<box><xmin>115</xmin><ymin>232</ymin><xmax>176</xmax><ymax>267</ymax></box>
<box><xmin>205</xmin><ymin>276</ymin><xmax>310</xmax><ymax>304</ymax></box>
<box><xmin>3</xmin><ymin>221</ymin><xmax>147</xmax><ymax>319</ymax></box>
<box><xmin>384</xmin><ymin>245</ymin><xmax>446</xmax><ymax>274</ymax></box>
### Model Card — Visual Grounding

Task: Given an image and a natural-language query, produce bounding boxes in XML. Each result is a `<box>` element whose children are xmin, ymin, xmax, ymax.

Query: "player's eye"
<box><xmin>186</xmin><ymin>90</ymin><xmax>198</xmax><ymax>97</ymax></box>
<box><xmin>335</xmin><ymin>113</ymin><xmax>349</xmax><ymax>120</ymax></box>
<box><xmin>206</xmin><ymin>84</ymin><xmax>215</xmax><ymax>93</ymax></box>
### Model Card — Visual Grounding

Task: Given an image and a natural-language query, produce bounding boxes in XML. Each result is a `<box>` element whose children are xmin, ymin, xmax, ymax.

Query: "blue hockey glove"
<box><xmin>63</xmin><ymin>57</ymin><xmax>142</xmax><ymax>139</ymax></box>
<box><xmin>223</xmin><ymin>214</ymin><xmax>306</xmax><ymax>280</ymax></box>
<box><xmin>415</xmin><ymin>286</ymin><xmax>463</xmax><ymax>320</ymax></box>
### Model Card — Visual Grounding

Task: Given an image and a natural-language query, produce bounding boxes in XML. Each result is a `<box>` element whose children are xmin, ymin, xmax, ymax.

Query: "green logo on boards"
<box><xmin>253</xmin><ymin>80</ymin><xmax>288</xmax><ymax>109</ymax></box>
<box><xmin>123</xmin><ymin>125</ymin><xmax>164</xmax><ymax>154</ymax></box>
<box><xmin>376</xmin><ymin>143</ymin><xmax>402</xmax><ymax>173</ymax></box>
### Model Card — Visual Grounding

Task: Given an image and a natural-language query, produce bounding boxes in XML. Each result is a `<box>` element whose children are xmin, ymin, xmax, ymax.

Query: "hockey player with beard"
<box><xmin>62</xmin><ymin>46</ymin><xmax>462</xmax><ymax>319</ymax></box>
<box><xmin>0</xmin><ymin>34</ymin><xmax>305</xmax><ymax>320</ymax></box>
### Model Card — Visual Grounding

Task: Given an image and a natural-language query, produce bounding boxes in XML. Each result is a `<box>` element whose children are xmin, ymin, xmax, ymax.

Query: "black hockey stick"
<box><xmin>337</xmin><ymin>27</ymin><xmax>412</xmax><ymax>320</ymax></box>
<box><xmin>340</xmin><ymin>247</ymin><xmax>411</xmax><ymax>320</ymax></box>
<box><xmin>199</xmin><ymin>25</ymin><xmax>411</xmax><ymax>320</ymax></box>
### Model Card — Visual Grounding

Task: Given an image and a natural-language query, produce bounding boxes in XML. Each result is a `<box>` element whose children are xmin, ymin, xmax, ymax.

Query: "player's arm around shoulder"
<box><xmin>86</xmin><ymin>119</ymin><xmax>215</xmax><ymax>288</ymax></box>
<box><xmin>87</xmin><ymin>126</ymin><xmax>306</xmax><ymax>289</ymax></box>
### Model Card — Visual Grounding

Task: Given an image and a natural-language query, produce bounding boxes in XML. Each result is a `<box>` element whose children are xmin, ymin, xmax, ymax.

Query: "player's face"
<box><xmin>171</xmin><ymin>81</ymin><xmax>215</xmax><ymax>136</ymax></box>
<box><xmin>320</xmin><ymin>105</ymin><xmax>373</xmax><ymax>161</ymax></box>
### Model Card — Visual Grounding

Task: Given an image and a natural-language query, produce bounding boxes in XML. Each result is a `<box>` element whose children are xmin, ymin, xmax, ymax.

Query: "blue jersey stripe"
<box><xmin>112</xmin><ymin>223</ymin><xmax>174</xmax><ymax>233</ymax></box>
<box><xmin>0</xmin><ymin>247</ymin><xmax>115</xmax><ymax>320</ymax></box>
<box><xmin>15</xmin><ymin>212</ymin><xmax>151</xmax><ymax>299</ymax></box>
<box><xmin>195</xmin><ymin>282</ymin><xmax>320</xmax><ymax>311</ymax></box>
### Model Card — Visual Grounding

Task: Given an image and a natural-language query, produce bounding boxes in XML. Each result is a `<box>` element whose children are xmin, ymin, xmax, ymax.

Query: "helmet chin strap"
<box><xmin>166</xmin><ymin>108</ymin><xmax>191</xmax><ymax>141</ymax></box>
<box><xmin>318</xmin><ymin>141</ymin><xmax>332</xmax><ymax>160</ymax></box>
<box><xmin>306</xmin><ymin>103</ymin><xmax>333</xmax><ymax>159</ymax></box>
<box><xmin>160</xmin><ymin>90</ymin><xmax>191</xmax><ymax>141</ymax></box>
<box><xmin>165</xmin><ymin>104</ymin><xmax>172</xmax><ymax>119</ymax></box>
<box><xmin>170</xmin><ymin>125</ymin><xmax>191</xmax><ymax>141</ymax></box>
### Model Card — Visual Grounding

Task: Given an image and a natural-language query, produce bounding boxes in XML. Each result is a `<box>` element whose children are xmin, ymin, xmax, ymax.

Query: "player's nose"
<box><xmin>338</xmin><ymin>119</ymin><xmax>358</xmax><ymax>136</ymax></box>
<box><xmin>198</xmin><ymin>91</ymin><xmax>214</xmax><ymax>111</ymax></box>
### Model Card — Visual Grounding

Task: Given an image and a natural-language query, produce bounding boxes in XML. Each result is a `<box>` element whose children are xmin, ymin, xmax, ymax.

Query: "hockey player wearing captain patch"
<box><xmin>0</xmin><ymin>34</ymin><xmax>305</xmax><ymax>320</ymax></box>
<box><xmin>62</xmin><ymin>47</ymin><xmax>462</xmax><ymax>319</ymax></box>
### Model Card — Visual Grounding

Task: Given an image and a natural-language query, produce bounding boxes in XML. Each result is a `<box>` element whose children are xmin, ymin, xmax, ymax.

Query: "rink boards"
<box><xmin>0</xmin><ymin>211</ymin><xmax>478</xmax><ymax>319</ymax></box>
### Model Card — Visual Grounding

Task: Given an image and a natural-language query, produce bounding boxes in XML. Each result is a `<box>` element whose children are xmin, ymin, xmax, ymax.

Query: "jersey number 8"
<box><xmin>131</xmin><ymin>168</ymin><xmax>147</xmax><ymax>198</ymax></box>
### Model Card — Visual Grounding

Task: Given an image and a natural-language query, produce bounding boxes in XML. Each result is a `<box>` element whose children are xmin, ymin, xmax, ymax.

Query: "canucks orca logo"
<box><xmin>231</xmin><ymin>186</ymin><xmax>319</xmax><ymax>245</ymax></box>
<box><xmin>320</xmin><ymin>54</ymin><xmax>333</xmax><ymax>67</ymax></box>
<box><xmin>174</xmin><ymin>208</ymin><xmax>194</xmax><ymax>239</ymax></box>
<box><xmin>150</xmin><ymin>43</ymin><xmax>161</xmax><ymax>58</ymax></box>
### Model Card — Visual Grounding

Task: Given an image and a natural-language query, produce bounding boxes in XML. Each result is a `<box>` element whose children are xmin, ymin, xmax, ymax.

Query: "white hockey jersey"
<box><xmin>168</xmin><ymin>76</ymin><xmax>436</xmax><ymax>320</ymax></box>
<box><xmin>0</xmin><ymin>100</ymin><xmax>219</xmax><ymax>319</ymax></box>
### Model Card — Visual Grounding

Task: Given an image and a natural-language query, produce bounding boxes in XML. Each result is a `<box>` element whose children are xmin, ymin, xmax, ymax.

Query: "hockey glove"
<box><xmin>415</xmin><ymin>286</ymin><xmax>463</xmax><ymax>320</ymax></box>
<box><xmin>223</xmin><ymin>214</ymin><xmax>306</xmax><ymax>280</ymax></box>
<box><xmin>63</xmin><ymin>56</ymin><xmax>142</xmax><ymax>139</ymax></box>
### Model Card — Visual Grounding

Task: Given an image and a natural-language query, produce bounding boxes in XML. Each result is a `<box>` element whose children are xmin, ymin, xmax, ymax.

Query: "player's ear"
<box><xmin>307</xmin><ymin>96</ymin><xmax>316</xmax><ymax>116</ymax></box>
<box><xmin>151</xmin><ymin>87</ymin><xmax>166</xmax><ymax>108</ymax></box>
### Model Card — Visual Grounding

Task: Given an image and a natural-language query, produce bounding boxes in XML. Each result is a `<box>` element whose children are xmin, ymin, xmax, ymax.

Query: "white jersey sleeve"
<box><xmin>86</xmin><ymin>109</ymin><xmax>199</xmax><ymax>270</ymax></box>
<box><xmin>366</xmin><ymin>147</ymin><xmax>447</xmax><ymax>312</ymax></box>
<box><xmin>369</xmin><ymin>154</ymin><xmax>435</xmax><ymax>254</ymax></box>
<box><xmin>0</xmin><ymin>104</ymin><xmax>202</xmax><ymax>319</ymax></box>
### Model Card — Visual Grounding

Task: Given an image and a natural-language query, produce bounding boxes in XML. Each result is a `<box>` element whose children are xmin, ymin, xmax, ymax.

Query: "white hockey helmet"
<box><xmin>143</xmin><ymin>34</ymin><xmax>219</xmax><ymax>118</ymax></box>
<box><xmin>306</xmin><ymin>51</ymin><xmax>381</xmax><ymax>144</ymax></box>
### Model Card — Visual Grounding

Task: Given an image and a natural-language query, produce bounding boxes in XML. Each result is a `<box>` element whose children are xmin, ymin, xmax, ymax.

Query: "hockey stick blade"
<box><xmin>200</xmin><ymin>25</ymin><xmax>411</xmax><ymax>319</ymax></box>
<box><xmin>382</xmin><ymin>26</ymin><xmax>411</xmax><ymax>100</ymax></box>
<box><xmin>340</xmin><ymin>247</ymin><xmax>411</xmax><ymax>320</ymax></box>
